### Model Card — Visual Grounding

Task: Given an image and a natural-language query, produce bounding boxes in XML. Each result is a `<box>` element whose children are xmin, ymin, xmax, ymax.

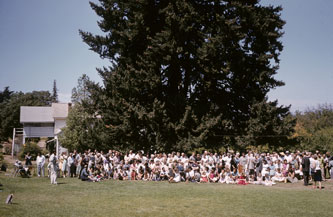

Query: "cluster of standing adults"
<box><xmin>24</xmin><ymin>149</ymin><xmax>333</xmax><ymax>188</ymax></box>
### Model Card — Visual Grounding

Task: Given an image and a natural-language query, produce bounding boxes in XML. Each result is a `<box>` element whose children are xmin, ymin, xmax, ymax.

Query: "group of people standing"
<box><xmin>38</xmin><ymin>149</ymin><xmax>333</xmax><ymax>188</ymax></box>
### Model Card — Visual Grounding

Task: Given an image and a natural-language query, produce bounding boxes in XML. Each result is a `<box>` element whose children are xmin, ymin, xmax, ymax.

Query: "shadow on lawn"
<box><xmin>56</xmin><ymin>182</ymin><xmax>66</xmax><ymax>185</ymax></box>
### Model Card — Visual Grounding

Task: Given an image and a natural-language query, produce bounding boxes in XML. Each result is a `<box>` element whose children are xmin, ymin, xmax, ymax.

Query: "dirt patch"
<box><xmin>3</xmin><ymin>155</ymin><xmax>18</xmax><ymax>164</ymax></box>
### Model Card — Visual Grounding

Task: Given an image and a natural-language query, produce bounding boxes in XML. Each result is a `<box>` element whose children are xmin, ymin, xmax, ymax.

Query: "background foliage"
<box><xmin>77</xmin><ymin>0</ymin><xmax>295</xmax><ymax>152</ymax></box>
<box><xmin>293</xmin><ymin>104</ymin><xmax>333</xmax><ymax>152</ymax></box>
<box><xmin>60</xmin><ymin>74</ymin><xmax>105</xmax><ymax>152</ymax></box>
<box><xmin>18</xmin><ymin>141</ymin><xmax>42</xmax><ymax>161</ymax></box>
<box><xmin>0</xmin><ymin>87</ymin><xmax>53</xmax><ymax>142</ymax></box>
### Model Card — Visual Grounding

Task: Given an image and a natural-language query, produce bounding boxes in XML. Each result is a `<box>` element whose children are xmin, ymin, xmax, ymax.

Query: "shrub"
<box><xmin>4</xmin><ymin>145</ymin><xmax>11</xmax><ymax>155</ymax></box>
<box><xmin>18</xmin><ymin>142</ymin><xmax>42</xmax><ymax>161</ymax></box>
<box><xmin>0</xmin><ymin>152</ymin><xmax>3</xmax><ymax>162</ymax></box>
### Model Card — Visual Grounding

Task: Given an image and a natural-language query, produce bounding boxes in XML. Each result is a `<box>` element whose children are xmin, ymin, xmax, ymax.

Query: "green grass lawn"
<box><xmin>0</xmin><ymin>172</ymin><xmax>332</xmax><ymax>217</ymax></box>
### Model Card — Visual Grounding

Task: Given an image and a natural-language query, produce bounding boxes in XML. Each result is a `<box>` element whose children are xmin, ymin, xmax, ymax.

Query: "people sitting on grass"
<box><xmin>271</xmin><ymin>168</ymin><xmax>286</xmax><ymax>183</ymax></box>
<box><xmin>13</xmin><ymin>160</ymin><xmax>30</xmax><ymax>178</ymax></box>
<box><xmin>41</xmin><ymin>148</ymin><xmax>332</xmax><ymax>188</ymax></box>
<box><xmin>80</xmin><ymin>164</ymin><xmax>94</xmax><ymax>182</ymax></box>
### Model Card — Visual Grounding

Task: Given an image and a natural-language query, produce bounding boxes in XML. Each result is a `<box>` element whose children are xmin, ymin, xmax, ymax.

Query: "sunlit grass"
<box><xmin>0</xmin><ymin>173</ymin><xmax>332</xmax><ymax>217</ymax></box>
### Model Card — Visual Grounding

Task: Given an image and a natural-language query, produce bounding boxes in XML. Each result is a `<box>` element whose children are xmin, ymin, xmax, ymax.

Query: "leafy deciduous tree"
<box><xmin>71</xmin><ymin>74</ymin><xmax>92</xmax><ymax>104</ymax></box>
<box><xmin>294</xmin><ymin>104</ymin><xmax>333</xmax><ymax>152</ymax></box>
<box><xmin>60</xmin><ymin>74</ymin><xmax>105</xmax><ymax>152</ymax></box>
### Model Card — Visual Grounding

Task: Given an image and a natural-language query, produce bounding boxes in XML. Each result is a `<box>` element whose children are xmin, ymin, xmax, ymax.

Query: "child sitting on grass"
<box><xmin>200</xmin><ymin>171</ymin><xmax>208</xmax><ymax>183</ymax></box>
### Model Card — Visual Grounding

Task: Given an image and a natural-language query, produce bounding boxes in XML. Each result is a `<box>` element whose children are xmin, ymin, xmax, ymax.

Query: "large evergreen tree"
<box><xmin>80</xmin><ymin>0</ymin><xmax>295</xmax><ymax>152</ymax></box>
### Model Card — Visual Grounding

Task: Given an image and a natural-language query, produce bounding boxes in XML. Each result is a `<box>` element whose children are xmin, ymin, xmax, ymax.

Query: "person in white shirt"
<box><xmin>239</xmin><ymin>153</ymin><xmax>247</xmax><ymax>174</ymax></box>
<box><xmin>48</xmin><ymin>152</ymin><xmax>58</xmax><ymax>185</ymax></box>
<box><xmin>223</xmin><ymin>153</ymin><xmax>231</xmax><ymax>168</ymax></box>
<box><xmin>124</xmin><ymin>153</ymin><xmax>130</xmax><ymax>163</ymax></box>
<box><xmin>285</xmin><ymin>151</ymin><xmax>292</xmax><ymax>163</ymax></box>
<box><xmin>128</xmin><ymin>150</ymin><xmax>135</xmax><ymax>160</ymax></box>
<box><xmin>261</xmin><ymin>160</ymin><xmax>269</xmax><ymax>177</ymax></box>
<box><xmin>219</xmin><ymin>172</ymin><xmax>226</xmax><ymax>183</ymax></box>
<box><xmin>225</xmin><ymin>173</ymin><xmax>235</xmax><ymax>184</ymax></box>
<box><xmin>67</xmin><ymin>153</ymin><xmax>75</xmax><ymax>177</ymax></box>
<box><xmin>272</xmin><ymin>168</ymin><xmax>286</xmax><ymax>183</ymax></box>
<box><xmin>36</xmin><ymin>153</ymin><xmax>45</xmax><ymax>177</ymax></box>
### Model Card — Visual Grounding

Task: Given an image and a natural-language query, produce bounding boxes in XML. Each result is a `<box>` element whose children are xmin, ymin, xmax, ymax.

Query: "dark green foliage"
<box><xmin>0</xmin><ymin>91</ymin><xmax>53</xmax><ymax>142</ymax></box>
<box><xmin>0</xmin><ymin>151</ymin><xmax>3</xmax><ymax>163</ymax></box>
<box><xmin>235</xmin><ymin>99</ymin><xmax>296</xmax><ymax>150</ymax></box>
<box><xmin>52</xmin><ymin>80</ymin><xmax>58</xmax><ymax>103</ymax></box>
<box><xmin>79</xmin><ymin>0</ymin><xmax>295</xmax><ymax>152</ymax></box>
<box><xmin>18</xmin><ymin>142</ymin><xmax>42</xmax><ymax>161</ymax></box>
<box><xmin>294</xmin><ymin>104</ymin><xmax>333</xmax><ymax>152</ymax></box>
<box><xmin>0</xmin><ymin>87</ymin><xmax>13</xmax><ymax>104</ymax></box>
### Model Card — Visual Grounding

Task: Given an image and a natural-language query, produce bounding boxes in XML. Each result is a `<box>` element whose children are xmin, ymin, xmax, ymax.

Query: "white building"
<box><xmin>18</xmin><ymin>103</ymin><xmax>71</xmax><ymax>156</ymax></box>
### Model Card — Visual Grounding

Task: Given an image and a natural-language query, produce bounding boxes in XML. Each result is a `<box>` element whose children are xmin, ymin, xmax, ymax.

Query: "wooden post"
<box><xmin>56</xmin><ymin>136</ymin><xmax>59</xmax><ymax>158</ymax></box>
<box><xmin>11</xmin><ymin>128</ymin><xmax>15</xmax><ymax>158</ymax></box>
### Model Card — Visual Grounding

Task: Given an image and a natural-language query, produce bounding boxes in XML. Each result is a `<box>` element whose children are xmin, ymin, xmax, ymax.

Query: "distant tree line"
<box><xmin>293</xmin><ymin>104</ymin><xmax>333</xmax><ymax>153</ymax></box>
<box><xmin>0</xmin><ymin>80</ymin><xmax>58</xmax><ymax>142</ymax></box>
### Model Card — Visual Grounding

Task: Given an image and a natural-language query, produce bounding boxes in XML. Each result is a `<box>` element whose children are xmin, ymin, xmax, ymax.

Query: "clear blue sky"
<box><xmin>1</xmin><ymin>0</ymin><xmax>332</xmax><ymax>112</ymax></box>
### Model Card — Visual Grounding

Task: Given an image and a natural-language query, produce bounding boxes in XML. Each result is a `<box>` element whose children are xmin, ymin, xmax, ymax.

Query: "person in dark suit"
<box><xmin>302</xmin><ymin>152</ymin><xmax>311</xmax><ymax>186</ymax></box>
<box><xmin>255</xmin><ymin>155</ymin><xmax>263</xmax><ymax>178</ymax></box>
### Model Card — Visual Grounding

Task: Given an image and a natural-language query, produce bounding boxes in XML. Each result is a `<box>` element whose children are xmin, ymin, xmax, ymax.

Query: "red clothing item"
<box><xmin>237</xmin><ymin>176</ymin><xmax>247</xmax><ymax>185</ymax></box>
<box><xmin>201</xmin><ymin>175</ymin><xmax>208</xmax><ymax>182</ymax></box>
<box><xmin>131</xmin><ymin>171</ymin><xmax>136</xmax><ymax>180</ymax></box>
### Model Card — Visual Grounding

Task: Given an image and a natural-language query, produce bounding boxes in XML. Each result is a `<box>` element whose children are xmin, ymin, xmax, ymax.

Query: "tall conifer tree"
<box><xmin>52</xmin><ymin>80</ymin><xmax>58</xmax><ymax>103</ymax></box>
<box><xmin>80</xmin><ymin>0</ymin><xmax>295</xmax><ymax>152</ymax></box>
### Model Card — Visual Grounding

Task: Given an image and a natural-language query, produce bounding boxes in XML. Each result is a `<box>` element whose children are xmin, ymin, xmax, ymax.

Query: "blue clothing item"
<box><xmin>177</xmin><ymin>165</ymin><xmax>184</xmax><ymax>172</ymax></box>
<box><xmin>235</xmin><ymin>158</ymin><xmax>240</xmax><ymax>164</ymax></box>
<box><xmin>80</xmin><ymin>168</ymin><xmax>89</xmax><ymax>180</ymax></box>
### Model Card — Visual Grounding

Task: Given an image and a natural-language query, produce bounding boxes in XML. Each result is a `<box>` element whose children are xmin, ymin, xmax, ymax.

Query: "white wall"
<box><xmin>54</xmin><ymin>119</ymin><xmax>66</xmax><ymax>134</ymax></box>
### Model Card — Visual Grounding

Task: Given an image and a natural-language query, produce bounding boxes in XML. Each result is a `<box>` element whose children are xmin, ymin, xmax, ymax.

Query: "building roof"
<box><xmin>52</xmin><ymin>103</ymin><xmax>69</xmax><ymax>118</ymax></box>
<box><xmin>20</xmin><ymin>103</ymin><xmax>70</xmax><ymax>123</ymax></box>
<box><xmin>20</xmin><ymin>106</ymin><xmax>54</xmax><ymax>123</ymax></box>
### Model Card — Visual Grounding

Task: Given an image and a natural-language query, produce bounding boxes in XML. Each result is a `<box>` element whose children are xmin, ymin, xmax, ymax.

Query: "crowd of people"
<box><xmin>25</xmin><ymin>149</ymin><xmax>332</xmax><ymax>188</ymax></box>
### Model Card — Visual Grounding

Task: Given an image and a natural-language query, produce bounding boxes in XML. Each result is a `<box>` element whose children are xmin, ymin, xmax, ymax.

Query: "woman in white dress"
<box><xmin>225</xmin><ymin>173</ymin><xmax>235</xmax><ymax>184</ymax></box>
<box><xmin>272</xmin><ymin>168</ymin><xmax>286</xmax><ymax>183</ymax></box>
<box><xmin>169</xmin><ymin>168</ymin><xmax>181</xmax><ymax>183</ymax></box>
<box><xmin>173</xmin><ymin>170</ymin><xmax>181</xmax><ymax>183</ymax></box>
<box><xmin>62</xmin><ymin>154</ymin><xmax>68</xmax><ymax>178</ymax></box>
<box><xmin>250</xmin><ymin>173</ymin><xmax>263</xmax><ymax>185</ymax></box>
<box><xmin>261</xmin><ymin>160</ymin><xmax>269</xmax><ymax>177</ymax></box>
